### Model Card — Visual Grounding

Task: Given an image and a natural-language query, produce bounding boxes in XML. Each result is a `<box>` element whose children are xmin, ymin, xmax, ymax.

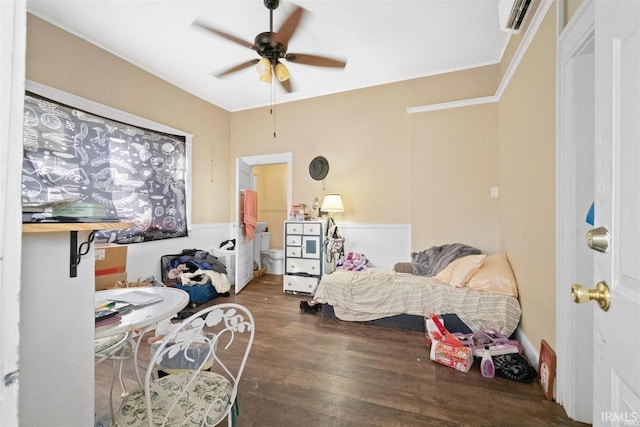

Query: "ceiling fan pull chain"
<box><xmin>272</xmin><ymin>74</ymin><xmax>277</xmax><ymax>138</ymax></box>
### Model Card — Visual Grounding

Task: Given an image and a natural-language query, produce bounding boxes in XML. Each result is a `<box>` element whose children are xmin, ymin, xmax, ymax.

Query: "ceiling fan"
<box><xmin>192</xmin><ymin>0</ymin><xmax>347</xmax><ymax>93</ymax></box>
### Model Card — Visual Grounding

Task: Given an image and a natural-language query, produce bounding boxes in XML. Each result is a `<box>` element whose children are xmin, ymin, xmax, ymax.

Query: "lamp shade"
<box><xmin>275</xmin><ymin>62</ymin><xmax>290</xmax><ymax>82</ymax></box>
<box><xmin>256</xmin><ymin>58</ymin><xmax>272</xmax><ymax>84</ymax></box>
<box><xmin>321</xmin><ymin>194</ymin><xmax>344</xmax><ymax>212</ymax></box>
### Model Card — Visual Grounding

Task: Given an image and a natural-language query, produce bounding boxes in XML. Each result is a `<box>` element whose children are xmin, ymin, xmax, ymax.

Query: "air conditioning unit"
<box><xmin>499</xmin><ymin>0</ymin><xmax>532</xmax><ymax>33</ymax></box>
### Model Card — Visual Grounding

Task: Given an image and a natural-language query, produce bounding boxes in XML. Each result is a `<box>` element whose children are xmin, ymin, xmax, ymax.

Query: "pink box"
<box><xmin>429</xmin><ymin>341</ymin><xmax>474</xmax><ymax>373</ymax></box>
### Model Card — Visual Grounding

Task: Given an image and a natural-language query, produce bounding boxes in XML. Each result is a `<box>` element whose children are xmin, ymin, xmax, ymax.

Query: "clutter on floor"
<box><xmin>160</xmin><ymin>248</ymin><xmax>232</xmax><ymax>308</ymax></box>
<box><xmin>425</xmin><ymin>313</ymin><xmax>536</xmax><ymax>382</ymax></box>
<box><xmin>299</xmin><ymin>300</ymin><xmax>322</xmax><ymax>314</ymax></box>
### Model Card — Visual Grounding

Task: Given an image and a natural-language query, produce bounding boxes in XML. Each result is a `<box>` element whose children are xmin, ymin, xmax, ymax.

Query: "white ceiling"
<box><xmin>26</xmin><ymin>0</ymin><xmax>511</xmax><ymax>112</ymax></box>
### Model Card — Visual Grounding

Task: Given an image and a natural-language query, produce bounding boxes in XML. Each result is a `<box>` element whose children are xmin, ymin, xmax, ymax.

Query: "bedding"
<box><xmin>411</xmin><ymin>243</ymin><xmax>482</xmax><ymax>276</ymax></box>
<box><xmin>314</xmin><ymin>268</ymin><xmax>521</xmax><ymax>336</ymax></box>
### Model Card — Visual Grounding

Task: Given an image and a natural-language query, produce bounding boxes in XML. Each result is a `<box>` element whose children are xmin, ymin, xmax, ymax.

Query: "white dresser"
<box><xmin>283</xmin><ymin>220</ymin><xmax>333</xmax><ymax>294</ymax></box>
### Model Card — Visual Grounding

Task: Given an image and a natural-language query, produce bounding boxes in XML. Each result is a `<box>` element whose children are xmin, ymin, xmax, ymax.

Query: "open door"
<box><xmin>234</xmin><ymin>157</ymin><xmax>254</xmax><ymax>293</ymax></box>
<box><xmin>588</xmin><ymin>1</ymin><xmax>640</xmax><ymax>421</ymax></box>
<box><xmin>559</xmin><ymin>2</ymin><xmax>640</xmax><ymax>422</ymax></box>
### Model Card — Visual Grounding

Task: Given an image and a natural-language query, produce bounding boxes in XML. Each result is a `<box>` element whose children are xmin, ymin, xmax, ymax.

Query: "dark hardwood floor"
<box><xmin>95</xmin><ymin>274</ymin><xmax>586</xmax><ymax>427</ymax></box>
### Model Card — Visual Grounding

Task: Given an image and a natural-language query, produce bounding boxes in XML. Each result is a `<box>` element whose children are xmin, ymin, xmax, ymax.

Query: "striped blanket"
<box><xmin>314</xmin><ymin>268</ymin><xmax>521</xmax><ymax>336</ymax></box>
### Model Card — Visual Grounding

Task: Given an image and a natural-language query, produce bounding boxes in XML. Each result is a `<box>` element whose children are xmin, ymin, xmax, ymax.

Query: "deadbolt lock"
<box><xmin>571</xmin><ymin>281</ymin><xmax>611</xmax><ymax>312</ymax></box>
<box><xmin>586</xmin><ymin>226</ymin><xmax>609</xmax><ymax>253</ymax></box>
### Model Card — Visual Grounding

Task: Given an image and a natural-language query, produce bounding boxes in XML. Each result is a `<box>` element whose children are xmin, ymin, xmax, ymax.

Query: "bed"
<box><xmin>313</xmin><ymin>249</ymin><xmax>522</xmax><ymax>336</ymax></box>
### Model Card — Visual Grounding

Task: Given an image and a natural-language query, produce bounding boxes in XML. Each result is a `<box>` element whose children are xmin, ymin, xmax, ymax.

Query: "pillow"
<box><xmin>467</xmin><ymin>252</ymin><xmax>518</xmax><ymax>297</ymax></box>
<box><xmin>434</xmin><ymin>254</ymin><xmax>486</xmax><ymax>287</ymax></box>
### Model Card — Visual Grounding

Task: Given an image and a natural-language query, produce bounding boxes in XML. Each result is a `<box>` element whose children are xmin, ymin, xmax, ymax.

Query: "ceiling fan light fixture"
<box><xmin>258</xmin><ymin>69</ymin><xmax>272</xmax><ymax>84</ymax></box>
<box><xmin>256</xmin><ymin>57</ymin><xmax>271</xmax><ymax>75</ymax></box>
<box><xmin>256</xmin><ymin>58</ymin><xmax>272</xmax><ymax>83</ymax></box>
<box><xmin>275</xmin><ymin>62</ymin><xmax>290</xmax><ymax>82</ymax></box>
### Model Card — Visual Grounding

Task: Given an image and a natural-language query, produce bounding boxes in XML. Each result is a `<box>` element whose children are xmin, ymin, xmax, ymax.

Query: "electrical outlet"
<box><xmin>490</xmin><ymin>187</ymin><xmax>500</xmax><ymax>198</ymax></box>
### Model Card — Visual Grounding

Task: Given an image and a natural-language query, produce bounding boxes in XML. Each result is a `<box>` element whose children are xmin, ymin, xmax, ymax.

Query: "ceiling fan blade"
<box><xmin>271</xmin><ymin>6</ymin><xmax>305</xmax><ymax>49</ymax></box>
<box><xmin>213</xmin><ymin>59</ymin><xmax>260</xmax><ymax>78</ymax></box>
<box><xmin>278</xmin><ymin>77</ymin><xmax>293</xmax><ymax>93</ymax></box>
<box><xmin>191</xmin><ymin>19</ymin><xmax>257</xmax><ymax>51</ymax></box>
<box><xmin>285</xmin><ymin>53</ymin><xmax>347</xmax><ymax>68</ymax></box>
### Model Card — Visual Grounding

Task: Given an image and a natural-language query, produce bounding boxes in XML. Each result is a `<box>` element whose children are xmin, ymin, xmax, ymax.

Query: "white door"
<box><xmin>590</xmin><ymin>1</ymin><xmax>640</xmax><ymax>424</ymax></box>
<box><xmin>235</xmin><ymin>157</ymin><xmax>254</xmax><ymax>292</ymax></box>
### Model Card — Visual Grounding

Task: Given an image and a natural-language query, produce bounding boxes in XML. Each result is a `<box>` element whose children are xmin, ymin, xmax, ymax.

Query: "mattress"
<box><xmin>314</xmin><ymin>268</ymin><xmax>521</xmax><ymax>336</ymax></box>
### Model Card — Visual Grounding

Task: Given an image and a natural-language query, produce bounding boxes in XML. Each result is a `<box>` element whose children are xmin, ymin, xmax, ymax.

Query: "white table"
<box><xmin>95</xmin><ymin>287</ymin><xmax>189</xmax><ymax>339</ymax></box>
<box><xmin>94</xmin><ymin>286</ymin><xmax>189</xmax><ymax>422</ymax></box>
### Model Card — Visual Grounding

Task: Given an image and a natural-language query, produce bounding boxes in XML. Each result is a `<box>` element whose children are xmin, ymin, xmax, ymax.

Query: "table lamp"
<box><xmin>321</xmin><ymin>194</ymin><xmax>344</xmax><ymax>218</ymax></box>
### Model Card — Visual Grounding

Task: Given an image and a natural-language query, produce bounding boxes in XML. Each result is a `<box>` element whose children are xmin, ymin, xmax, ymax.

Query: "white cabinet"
<box><xmin>283</xmin><ymin>220</ymin><xmax>333</xmax><ymax>294</ymax></box>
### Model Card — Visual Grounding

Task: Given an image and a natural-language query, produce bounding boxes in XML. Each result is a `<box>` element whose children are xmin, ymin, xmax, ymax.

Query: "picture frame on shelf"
<box><xmin>538</xmin><ymin>339</ymin><xmax>556</xmax><ymax>401</ymax></box>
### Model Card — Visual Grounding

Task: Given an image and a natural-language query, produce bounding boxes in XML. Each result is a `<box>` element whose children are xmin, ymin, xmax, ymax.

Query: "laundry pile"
<box><xmin>162</xmin><ymin>249</ymin><xmax>231</xmax><ymax>294</ymax></box>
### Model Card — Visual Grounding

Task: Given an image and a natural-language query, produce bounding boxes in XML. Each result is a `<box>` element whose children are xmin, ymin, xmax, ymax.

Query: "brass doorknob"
<box><xmin>571</xmin><ymin>281</ymin><xmax>611</xmax><ymax>312</ymax></box>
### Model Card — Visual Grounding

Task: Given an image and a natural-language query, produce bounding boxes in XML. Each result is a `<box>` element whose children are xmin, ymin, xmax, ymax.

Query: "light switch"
<box><xmin>490</xmin><ymin>187</ymin><xmax>500</xmax><ymax>198</ymax></box>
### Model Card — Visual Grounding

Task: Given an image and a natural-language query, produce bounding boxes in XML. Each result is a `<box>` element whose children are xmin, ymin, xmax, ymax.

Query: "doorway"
<box><xmin>234</xmin><ymin>152</ymin><xmax>293</xmax><ymax>292</ymax></box>
<box><xmin>253</xmin><ymin>164</ymin><xmax>288</xmax><ymax>252</ymax></box>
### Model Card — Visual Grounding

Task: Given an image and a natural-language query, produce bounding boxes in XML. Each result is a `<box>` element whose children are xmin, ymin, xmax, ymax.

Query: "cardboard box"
<box><xmin>95</xmin><ymin>244</ymin><xmax>127</xmax><ymax>277</ymax></box>
<box><xmin>111</xmin><ymin>281</ymin><xmax>151</xmax><ymax>288</ymax></box>
<box><xmin>95</xmin><ymin>272</ymin><xmax>127</xmax><ymax>291</ymax></box>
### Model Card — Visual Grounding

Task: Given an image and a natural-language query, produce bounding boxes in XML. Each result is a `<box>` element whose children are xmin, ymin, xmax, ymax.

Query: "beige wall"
<box><xmin>498</xmin><ymin>7</ymin><xmax>557</xmax><ymax>347</ymax></box>
<box><xmin>410</xmin><ymin>103</ymin><xmax>501</xmax><ymax>254</ymax></box>
<box><xmin>230</xmin><ymin>64</ymin><xmax>501</xmax><ymax>226</ymax></box>
<box><xmin>25</xmin><ymin>14</ymin><xmax>231</xmax><ymax>224</ymax></box>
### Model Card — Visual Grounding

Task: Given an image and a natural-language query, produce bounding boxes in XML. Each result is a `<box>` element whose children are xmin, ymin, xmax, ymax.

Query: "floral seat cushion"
<box><xmin>95</xmin><ymin>333</ymin><xmax>128</xmax><ymax>355</ymax></box>
<box><xmin>114</xmin><ymin>371</ymin><xmax>232</xmax><ymax>426</ymax></box>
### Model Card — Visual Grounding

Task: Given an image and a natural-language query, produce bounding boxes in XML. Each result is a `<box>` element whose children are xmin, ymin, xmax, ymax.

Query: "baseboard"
<box><xmin>515</xmin><ymin>327</ymin><xmax>539</xmax><ymax>367</ymax></box>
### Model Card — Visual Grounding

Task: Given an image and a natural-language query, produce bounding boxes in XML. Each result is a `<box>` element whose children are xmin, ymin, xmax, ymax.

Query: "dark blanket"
<box><xmin>411</xmin><ymin>243</ymin><xmax>482</xmax><ymax>276</ymax></box>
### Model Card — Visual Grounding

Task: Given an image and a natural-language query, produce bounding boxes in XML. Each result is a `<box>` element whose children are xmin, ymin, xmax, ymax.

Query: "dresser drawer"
<box><xmin>286</xmin><ymin>258</ymin><xmax>321</xmax><ymax>275</ymax></box>
<box><xmin>283</xmin><ymin>275</ymin><xmax>319</xmax><ymax>294</ymax></box>
<box><xmin>286</xmin><ymin>222</ymin><xmax>304</xmax><ymax>235</ymax></box>
<box><xmin>303</xmin><ymin>223</ymin><xmax>321</xmax><ymax>235</ymax></box>
<box><xmin>286</xmin><ymin>246</ymin><xmax>301</xmax><ymax>257</ymax></box>
<box><xmin>286</xmin><ymin>235</ymin><xmax>302</xmax><ymax>246</ymax></box>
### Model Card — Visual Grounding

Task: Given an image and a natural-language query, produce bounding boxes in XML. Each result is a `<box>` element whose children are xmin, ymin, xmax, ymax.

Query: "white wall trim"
<box><xmin>335</xmin><ymin>223</ymin><xmax>412</xmax><ymax>268</ymax></box>
<box><xmin>494</xmin><ymin>0</ymin><xmax>552</xmax><ymax>99</ymax></box>
<box><xmin>242</xmin><ymin>152</ymin><xmax>293</xmax><ymax>166</ymax></box>
<box><xmin>515</xmin><ymin>327</ymin><xmax>538</xmax><ymax>368</ymax></box>
<box><xmin>555</xmin><ymin>0</ymin><xmax>594</xmax><ymax>422</ymax></box>
<box><xmin>1</xmin><ymin>0</ymin><xmax>26</xmax><ymax>424</ymax></box>
<box><xmin>406</xmin><ymin>95</ymin><xmax>498</xmax><ymax>114</ymax></box>
<box><xmin>406</xmin><ymin>0</ymin><xmax>553</xmax><ymax>114</ymax></box>
<box><xmin>337</xmin><ymin>222</ymin><xmax>411</xmax><ymax>230</ymax></box>
<box><xmin>24</xmin><ymin>80</ymin><xmax>195</xmax><ymax>230</ymax></box>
